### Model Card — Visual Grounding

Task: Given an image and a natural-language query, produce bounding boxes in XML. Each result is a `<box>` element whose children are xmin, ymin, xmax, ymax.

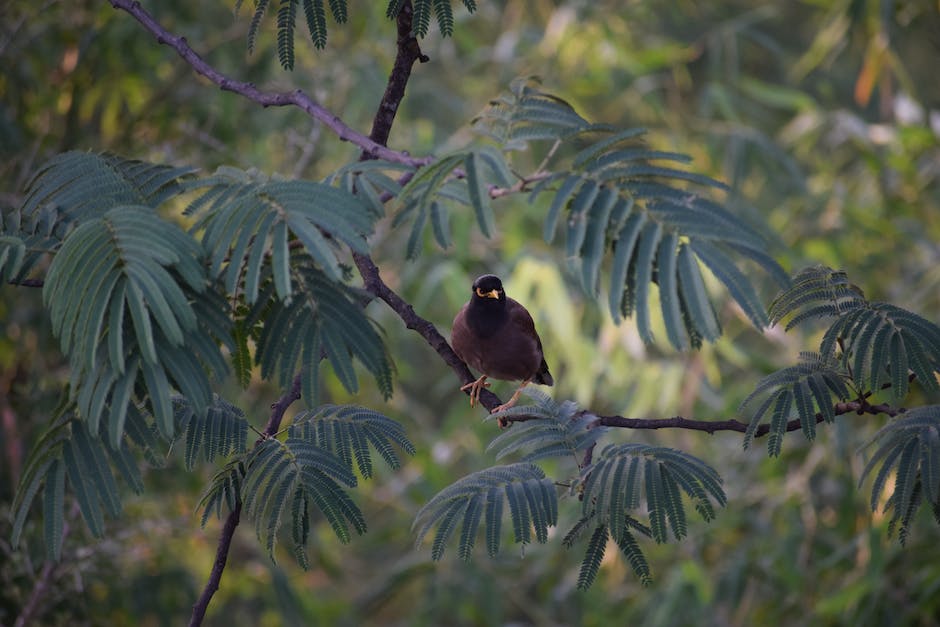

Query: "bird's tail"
<box><xmin>534</xmin><ymin>359</ymin><xmax>554</xmax><ymax>386</ymax></box>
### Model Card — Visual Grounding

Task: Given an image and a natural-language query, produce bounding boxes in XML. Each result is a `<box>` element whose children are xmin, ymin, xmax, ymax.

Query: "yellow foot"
<box><xmin>459</xmin><ymin>375</ymin><xmax>490</xmax><ymax>408</ymax></box>
<box><xmin>490</xmin><ymin>379</ymin><xmax>531</xmax><ymax>428</ymax></box>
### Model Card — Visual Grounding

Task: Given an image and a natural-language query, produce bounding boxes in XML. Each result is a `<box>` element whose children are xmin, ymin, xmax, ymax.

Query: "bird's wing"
<box><xmin>507</xmin><ymin>298</ymin><xmax>543</xmax><ymax>353</ymax></box>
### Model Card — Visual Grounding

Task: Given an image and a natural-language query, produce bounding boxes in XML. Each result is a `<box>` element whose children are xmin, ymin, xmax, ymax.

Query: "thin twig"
<box><xmin>14</xmin><ymin>504</ymin><xmax>77</xmax><ymax>627</ymax></box>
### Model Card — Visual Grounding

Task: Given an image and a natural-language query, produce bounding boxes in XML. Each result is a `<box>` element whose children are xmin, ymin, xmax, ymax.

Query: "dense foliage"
<box><xmin>2</xmin><ymin>1</ymin><xmax>938</xmax><ymax>625</ymax></box>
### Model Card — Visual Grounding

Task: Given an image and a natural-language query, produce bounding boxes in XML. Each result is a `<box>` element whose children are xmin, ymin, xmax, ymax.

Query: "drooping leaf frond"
<box><xmin>821</xmin><ymin>302</ymin><xmax>940</xmax><ymax>401</ymax></box>
<box><xmin>413</xmin><ymin>463</ymin><xmax>558</xmax><ymax>561</ymax></box>
<box><xmin>197</xmin><ymin>457</ymin><xmax>246</xmax><ymax>527</ymax></box>
<box><xmin>12</xmin><ymin>408</ymin><xmax>156</xmax><ymax>561</ymax></box>
<box><xmin>393</xmin><ymin>146</ymin><xmax>512</xmax><ymax>256</ymax></box>
<box><xmin>328</xmin><ymin>159</ymin><xmax>412</xmax><ymax>218</ymax></box>
<box><xmin>246</xmin><ymin>0</ymin><xmax>476</xmax><ymax>69</ymax></box>
<box><xmin>472</xmin><ymin>80</ymin><xmax>787</xmax><ymax>348</ymax></box>
<box><xmin>486</xmin><ymin>388</ymin><xmax>605</xmax><ymax>463</ymax></box>
<box><xmin>860</xmin><ymin>406</ymin><xmax>940</xmax><ymax>545</ymax></box>
<box><xmin>472</xmin><ymin>79</ymin><xmax>591</xmax><ymax>147</ymax></box>
<box><xmin>173</xmin><ymin>395</ymin><xmax>249</xmax><ymax>470</ymax></box>
<box><xmin>569</xmin><ymin>522</ymin><xmax>653</xmax><ymax>590</ymax></box>
<box><xmin>739</xmin><ymin>352</ymin><xmax>852</xmax><ymax>455</ymax></box>
<box><xmin>2</xmin><ymin>152</ymin><xmax>193</xmax><ymax>281</ymax></box>
<box><xmin>43</xmin><ymin>205</ymin><xmax>225</xmax><ymax>444</ymax></box>
<box><xmin>20</xmin><ymin>151</ymin><xmax>194</xmax><ymax>231</ymax></box>
<box><xmin>580</xmin><ymin>443</ymin><xmax>726</xmax><ymax>545</ymax></box>
<box><xmin>769</xmin><ymin>265</ymin><xmax>866</xmax><ymax>330</ymax></box>
<box><xmin>289</xmin><ymin>404</ymin><xmax>415</xmax><ymax>478</ymax></box>
<box><xmin>249</xmin><ymin>264</ymin><xmax>394</xmax><ymax>404</ymax></box>
<box><xmin>0</xmin><ymin>234</ymin><xmax>26</xmax><ymax>282</ymax></box>
<box><xmin>186</xmin><ymin>169</ymin><xmax>375</xmax><ymax>300</ymax></box>
<box><xmin>277</xmin><ymin>0</ymin><xmax>298</xmax><ymax>68</ymax></box>
<box><xmin>242</xmin><ymin>437</ymin><xmax>364</xmax><ymax>563</ymax></box>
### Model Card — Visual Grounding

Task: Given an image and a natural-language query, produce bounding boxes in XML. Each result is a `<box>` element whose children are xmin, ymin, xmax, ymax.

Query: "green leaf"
<box><xmin>414</xmin><ymin>463</ymin><xmax>557</xmax><ymax>561</ymax></box>
<box><xmin>289</xmin><ymin>405</ymin><xmax>415</xmax><ymax>478</ymax></box>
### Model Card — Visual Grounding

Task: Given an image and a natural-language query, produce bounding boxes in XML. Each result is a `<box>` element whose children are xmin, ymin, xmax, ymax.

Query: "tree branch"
<box><xmin>6</xmin><ymin>278</ymin><xmax>44</xmax><ymax>288</ymax></box>
<box><xmin>108</xmin><ymin>0</ymin><xmax>429</xmax><ymax>167</ymax></box>
<box><xmin>368</xmin><ymin>0</ymin><xmax>429</xmax><ymax>148</ymax></box>
<box><xmin>579</xmin><ymin>397</ymin><xmax>902</xmax><ymax>437</ymax></box>
<box><xmin>353</xmin><ymin>253</ymin><xmax>504</xmax><ymax>412</ymax></box>
<box><xmin>13</xmin><ymin>509</ymin><xmax>74</xmax><ymax>627</ymax></box>
<box><xmin>188</xmin><ymin>373</ymin><xmax>302</xmax><ymax>627</ymax></box>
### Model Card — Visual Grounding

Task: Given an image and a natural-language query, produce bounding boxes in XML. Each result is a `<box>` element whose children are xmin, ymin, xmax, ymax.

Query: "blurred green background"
<box><xmin>2</xmin><ymin>0</ymin><xmax>940</xmax><ymax>625</ymax></box>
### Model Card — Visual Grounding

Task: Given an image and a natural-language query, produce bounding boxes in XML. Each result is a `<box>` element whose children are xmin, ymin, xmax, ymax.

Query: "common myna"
<box><xmin>451</xmin><ymin>274</ymin><xmax>554</xmax><ymax>425</ymax></box>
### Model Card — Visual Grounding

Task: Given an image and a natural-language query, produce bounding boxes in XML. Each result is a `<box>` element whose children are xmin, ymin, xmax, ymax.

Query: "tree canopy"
<box><xmin>2</xmin><ymin>1</ymin><xmax>939</xmax><ymax>625</ymax></box>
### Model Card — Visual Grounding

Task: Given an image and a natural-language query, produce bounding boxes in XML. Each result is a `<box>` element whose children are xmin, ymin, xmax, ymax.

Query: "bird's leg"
<box><xmin>492</xmin><ymin>379</ymin><xmax>530</xmax><ymax>428</ymax></box>
<box><xmin>459</xmin><ymin>374</ymin><xmax>490</xmax><ymax>408</ymax></box>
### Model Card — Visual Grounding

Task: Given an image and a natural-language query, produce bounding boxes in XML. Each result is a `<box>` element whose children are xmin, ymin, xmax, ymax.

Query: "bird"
<box><xmin>451</xmin><ymin>274</ymin><xmax>553</xmax><ymax>426</ymax></box>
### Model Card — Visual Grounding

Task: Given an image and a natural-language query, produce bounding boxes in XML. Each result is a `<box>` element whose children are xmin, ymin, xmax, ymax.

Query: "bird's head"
<box><xmin>471</xmin><ymin>274</ymin><xmax>505</xmax><ymax>304</ymax></box>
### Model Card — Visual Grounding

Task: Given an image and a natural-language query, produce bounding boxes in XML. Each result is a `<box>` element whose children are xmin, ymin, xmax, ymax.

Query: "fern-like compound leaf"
<box><xmin>739</xmin><ymin>352</ymin><xmax>851</xmax><ymax>455</ymax></box>
<box><xmin>43</xmin><ymin>205</ymin><xmax>222</xmax><ymax>444</ymax></box>
<box><xmin>242</xmin><ymin>437</ymin><xmax>363</xmax><ymax>563</ymax></box>
<box><xmin>487</xmin><ymin>388</ymin><xmax>606</xmax><ymax>463</ymax></box>
<box><xmin>413</xmin><ymin>463</ymin><xmax>557</xmax><ymax>561</ymax></box>
<box><xmin>188</xmin><ymin>170</ymin><xmax>375</xmax><ymax>300</ymax></box>
<box><xmin>174</xmin><ymin>395</ymin><xmax>249</xmax><ymax>470</ymax></box>
<box><xmin>769</xmin><ymin>265</ymin><xmax>866</xmax><ymax>330</ymax></box>
<box><xmin>12</xmin><ymin>409</ymin><xmax>158</xmax><ymax>561</ymax></box>
<box><xmin>580</xmin><ymin>443</ymin><xmax>725</xmax><ymax>544</ymax></box>
<box><xmin>250</xmin><ymin>265</ymin><xmax>394</xmax><ymax>404</ymax></box>
<box><xmin>289</xmin><ymin>404</ymin><xmax>415</xmax><ymax>478</ymax></box>
<box><xmin>861</xmin><ymin>406</ymin><xmax>940</xmax><ymax>544</ymax></box>
<box><xmin>822</xmin><ymin>303</ymin><xmax>940</xmax><ymax>401</ymax></box>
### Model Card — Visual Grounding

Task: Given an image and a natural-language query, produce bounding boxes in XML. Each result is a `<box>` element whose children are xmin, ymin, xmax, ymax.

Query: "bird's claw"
<box><xmin>460</xmin><ymin>375</ymin><xmax>490</xmax><ymax>408</ymax></box>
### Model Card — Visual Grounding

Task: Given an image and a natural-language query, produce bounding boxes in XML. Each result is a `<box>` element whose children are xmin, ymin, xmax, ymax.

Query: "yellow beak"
<box><xmin>476</xmin><ymin>288</ymin><xmax>500</xmax><ymax>299</ymax></box>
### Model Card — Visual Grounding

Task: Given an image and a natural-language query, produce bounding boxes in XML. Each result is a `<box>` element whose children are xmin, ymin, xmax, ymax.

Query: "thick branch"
<box><xmin>109</xmin><ymin>0</ymin><xmax>428</xmax><ymax>167</ymax></box>
<box><xmin>368</xmin><ymin>0</ymin><xmax>429</xmax><ymax>148</ymax></box>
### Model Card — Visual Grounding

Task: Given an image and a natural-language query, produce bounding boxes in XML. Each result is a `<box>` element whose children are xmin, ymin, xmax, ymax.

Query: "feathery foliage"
<box><xmin>860</xmin><ymin>406</ymin><xmax>940</xmax><ymax>545</ymax></box>
<box><xmin>173</xmin><ymin>395</ymin><xmax>249</xmax><ymax>470</ymax></box>
<box><xmin>822</xmin><ymin>303</ymin><xmax>940</xmax><ymax>401</ymax></box>
<box><xmin>768</xmin><ymin>265</ymin><xmax>940</xmax><ymax>403</ymax></box>
<box><xmin>486</xmin><ymin>388</ymin><xmax>605</xmax><ymax>463</ymax></box>
<box><xmin>394</xmin><ymin>79</ymin><xmax>785</xmax><ymax>348</ymax></box>
<box><xmin>564</xmin><ymin>520</ymin><xmax>653</xmax><ymax>589</ymax></box>
<box><xmin>43</xmin><ymin>205</ymin><xmax>228</xmax><ymax>445</ymax></box>
<box><xmin>473</xmin><ymin>79</ymin><xmax>788</xmax><ymax>348</ymax></box>
<box><xmin>392</xmin><ymin>146</ymin><xmax>512</xmax><ymax>258</ymax></box>
<box><xmin>243</xmin><ymin>0</ymin><xmax>478</xmax><ymax>69</ymax></box>
<box><xmin>248</xmin><ymin>264</ymin><xmax>395</xmax><ymax>405</ymax></box>
<box><xmin>241</xmin><ymin>436</ymin><xmax>364</xmax><ymax>565</ymax></box>
<box><xmin>11</xmin><ymin>406</ymin><xmax>157</xmax><ymax>561</ymax></box>
<box><xmin>185</xmin><ymin>168</ymin><xmax>376</xmax><ymax>300</ymax></box>
<box><xmin>289</xmin><ymin>404</ymin><xmax>415</xmax><ymax>478</ymax></box>
<box><xmin>197</xmin><ymin>403</ymin><xmax>408</xmax><ymax>566</ymax></box>
<box><xmin>579</xmin><ymin>443</ymin><xmax>726</xmax><ymax>545</ymax></box>
<box><xmin>739</xmin><ymin>352</ymin><xmax>851</xmax><ymax>455</ymax></box>
<box><xmin>198</xmin><ymin>458</ymin><xmax>245</xmax><ymax>527</ymax></box>
<box><xmin>413</xmin><ymin>463</ymin><xmax>558</xmax><ymax>561</ymax></box>
<box><xmin>769</xmin><ymin>265</ymin><xmax>867</xmax><ymax>330</ymax></box>
<box><xmin>1</xmin><ymin>151</ymin><xmax>193</xmax><ymax>281</ymax></box>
